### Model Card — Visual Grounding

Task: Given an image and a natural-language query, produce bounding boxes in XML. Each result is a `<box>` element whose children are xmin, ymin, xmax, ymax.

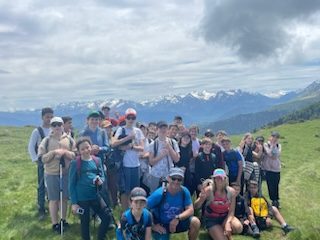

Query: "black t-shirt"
<box><xmin>235</xmin><ymin>195</ymin><xmax>249</xmax><ymax>220</ymax></box>
<box><xmin>177</xmin><ymin>145</ymin><xmax>192</xmax><ymax>169</ymax></box>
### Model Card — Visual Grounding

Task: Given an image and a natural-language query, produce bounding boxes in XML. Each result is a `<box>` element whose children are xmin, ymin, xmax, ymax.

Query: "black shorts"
<box><xmin>205</xmin><ymin>215</ymin><xmax>227</xmax><ymax>229</ymax></box>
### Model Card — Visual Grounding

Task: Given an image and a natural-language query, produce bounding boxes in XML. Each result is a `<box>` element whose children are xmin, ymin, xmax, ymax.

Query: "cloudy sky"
<box><xmin>1</xmin><ymin>0</ymin><xmax>320</xmax><ymax>111</ymax></box>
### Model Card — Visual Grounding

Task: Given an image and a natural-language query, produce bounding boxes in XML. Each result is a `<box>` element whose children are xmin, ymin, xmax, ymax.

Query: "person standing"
<box><xmin>28</xmin><ymin>107</ymin><xmax>54</xmax><ymax>220</ymax></box>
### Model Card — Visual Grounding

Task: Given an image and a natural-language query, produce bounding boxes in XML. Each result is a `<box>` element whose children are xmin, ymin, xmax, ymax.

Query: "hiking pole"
<box><xmin>59</xmin><ymin>156</ymin><xmax>65</xmax><ymax>237</ymax></box>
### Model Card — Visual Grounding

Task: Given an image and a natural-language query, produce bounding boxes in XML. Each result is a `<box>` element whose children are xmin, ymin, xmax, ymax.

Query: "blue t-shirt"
<box><xmin>147</xmin><ymin>186</ymin><xmax>192</xmax><ymax>224</ymax></box>
<box><xmin>223</xmin><ymin>149</ymin><xmax>242</xmax><ymax>177</ymax></box>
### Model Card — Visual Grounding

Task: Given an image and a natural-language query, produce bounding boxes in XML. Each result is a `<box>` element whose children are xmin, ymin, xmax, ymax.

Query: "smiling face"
<box><xmin>126</xmin><ymin>114</ymin><xmax>136</xmax><ymax>127</ymax></box>
<box><xmin>130</xmin><ymin>199</ymin><xmax>146</xmax><ymax>211</ymax></box>
<box><xmin>51</xmin><ymin>122</ymin><xmax>63</xmax><ymax>135</ymax></box>
<box><xmin>168</xmin><ymin>175</ymin><xmax>183</xmax><ymax>191</ymax></box>
<box><xmin>42</xmin><ymin>112</ymin><xmax>53</xmax><ymax>127</ymax></box>
<box><xmin>78</xmin><ymin>140</ymin><xmax>92</xmax><ymax>159</ymax></box>
<box><xmin>87</xmin><ymin>117</ymin><xmax>100</xmax><ymax>129</ymax></box>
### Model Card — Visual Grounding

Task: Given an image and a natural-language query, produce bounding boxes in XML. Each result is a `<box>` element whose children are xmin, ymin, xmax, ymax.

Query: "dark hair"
<box><xmin>41</xmin><ymin>107</ymin><xmax>53</xmax><ymax>117</ymax></box>
<box><xmin>62</xmin><ymin>116</ymin><xmax>72</xmax><ymax>123</ymax></box>
<box><xmin>201</xmin><ymin>137</ymin><xmax>213</xmax><ymax>145</ymax></box>
<box><xmin>101</xmin><ymin>105</ymin><xmax>110</xmax><ymax>111</ymax></box>
<box><xmin>169</xmin><ymin>124</ymin><xmax>179</xmax><ymax>130</ymax></box>
<box><xmin>76</xmin><ymin>137</ymin><xmax>92</xmax><ymax>150</ymax></box>
<box><xmin>148</xmin><ymin>122</ymin><xmax>157</xmax><ymax>127</ymax></box>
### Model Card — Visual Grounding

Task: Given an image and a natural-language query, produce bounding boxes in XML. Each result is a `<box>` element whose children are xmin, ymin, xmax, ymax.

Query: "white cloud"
<box><xmin>0</xmin><ymin>0</ymin><xmax>320</xmax><ymax>111</ymax></box>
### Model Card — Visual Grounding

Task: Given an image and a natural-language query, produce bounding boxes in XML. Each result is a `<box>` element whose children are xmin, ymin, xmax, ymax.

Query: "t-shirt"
<box><xmin>224</xmin><ymin>149</ymin><xmax>242</xmax><ymax>177</ymax></box>
<box><xmin>176</xmin><ymin>145</ymin><xmax>192</xmax><ymax>169</ymax></box>
<box><xmin>147</xmin><ymin>186</ymin><xmax>192</xmax><ymax>224</ymax></box>
<box><xmin>115</xmin><ymin>127</ymin><xmax>144</xmax><ymax>168</ymax></box>
<box><xmin>148</xmin><ymin>137</ymin><xmax>180</xmax><ymax>178</ymax></box>
<box><xmin>120</xmin><ymin>209</ymin><xmax>152</xmax><ymax>240</ymax></box>
<box><xmin>235</xmin><ymin>195</ymin><xmax>249</xmax><ymax>220</ymax></box>
<box><xmin>190</xmin><ymin>138</ymin><xmax>200</xmax><ymax>172</ymax></box>
<box><xmin>195</xmin><ymin>152</ymin><xmax>218</xmax><ymax>186</ymax></box>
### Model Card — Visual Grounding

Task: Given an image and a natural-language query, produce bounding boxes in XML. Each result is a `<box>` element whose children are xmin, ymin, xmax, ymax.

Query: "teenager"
<box><xmin>28</xmin><ymin>107</ymin><xmax>53</xmax><ymax>220</ymax></box>
<box><xmin>112</xmin><ymin>108</ymin><xmax>144</xmax><ymax>210</ymax></box>
<box><xmin>119</xmin><ymin>187</ymin><xmax>152</xmax><ymax>240</ymax></box>
<box><xmin>38</xmin><ymin>117</ymin><xmax>76</xmax><ymax>233</ymax></box>
<box><xmin>62</xmin><ymin>116</ymin><xmax>75</xmax><ymax>138</ymax></box>
<box><xmin>69</xmin><ymin>137</ymin><xmax>111</xmax><ymax>240</ymax></box>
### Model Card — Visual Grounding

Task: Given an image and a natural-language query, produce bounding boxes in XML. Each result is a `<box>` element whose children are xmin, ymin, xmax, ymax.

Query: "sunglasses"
<box><xmin>126</xmin><ymin>116</ymin><xmax>136</xmax><ymax>120</ymax></box>
<box><xmin>171</xmin><ymin>177</ymin><xmax>183</xmax><ymax>182</ymax></box>
<box><xmin>51</xmin><ymin>122</ymin><xmax>63</xmax><ymax>127</ymax></box>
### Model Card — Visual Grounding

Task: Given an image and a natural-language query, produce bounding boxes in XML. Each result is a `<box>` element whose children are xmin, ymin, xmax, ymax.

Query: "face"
<box><xmin>271</xmin><ymin>136</ymin><xmax>279</xmax><ymax>143</ymax></box>
<box><xmin>42</xmin><ymin>113</ymin><xmax>53</xmax><ymax>126</ymax></box>
<box><xmin>149</xmin><ymin>124</ymin><xmax>157</xmax><ymax>132</ymax></box>
<box><xmin>189</xmin><ymin>128</ymin><xmax>197</xmax><ymax>139</ymax></box>
<box><xmin>104</xmin><ymin>126</ymin><xmax>113</xmax><ymax>135</ymax></box>
<box><xmin>88</xmin><ymin>117</ymin><xmax>100</xmax><ymax>129</ymax></box>
<box><xmin>140</xmin><ymin>126</ymin><xmax>148</xmax><ymax>136</ymax></box>
<box><xmin>130</xmin><ymin>199</ymin><xmax>146</xmax><ymax>210</ymax></box>
<box><xmin>203</xmin><ymin>142</ymin><xmax>212</xmax><ymax>153</ymax></box>
<box><xmin>214</xmin><ymin>176</ymin><xmax>225</xmax><ymax>188</ymax></box>
<box><xmin>126</xmin><ymin>114</ymin><xmax>136</xmax><ymax>126</ymax></box>
<box><xmin>102</xmin><ymin>108</ymin><xmax>110</xmax><ymax>117</ymax></box>
<box><xmin>221</xmin><ymin>140</ymin><xmax>231</xmax><ymax>150</ymax></box>
<box><xmin>174</xmin><ymin>119</ymin><xmax>182</xmax><ymax>125</ymax></box>
<box><xmin>78</xmin><ymin>141</ymin><xmax>92</xmax><ymax>158</ymax></box>
<box><xmin>64</xmin><ymin>120</ymin><xmax>72</xmax><ymax>132</ymax></box>
<box><xmin>147</xmin><ymin>131</ymin><xmax>156</xmax><ymax>140</ymax></box>
<box><xmin>245</xmin><ymin>135</ymin><xmax>253</xmax><ymax>145</ymax></box>
<box><xmin>232</xmin><ymin>185</ymin><xmax>241</xmax><ymax>196</ymax></box>
<box><xmin>51</xmin><ymin>122</ymin><xmax>63</xmax><ymax>134</ymax></box>
<box><xmin>249</xmin><ymin>184</ymin><xmax>258</xmax><ymax>196</ymax></box>
<box><xmin>169</xmin><ymin>126</ymin><xmax>178</xmax><ymax>138</ymax></box>
<box><xmin>169</xmin><ymin>175</ymin><xmax>183</xmax><ymax>189</ymax></box>
<box><xmin>181</xmin><ymin>135</ymin><xmax>191</xmax><ymax>145</ymax></box>
<box><xmin>216</xmin><ymin>133</ymin><xmax>226</xmax><ymax>142</ymax></box>
<box><xmin>158</xmin><ymin>126</ymin><xmax>168</xmax><ymax>137</ymax></box>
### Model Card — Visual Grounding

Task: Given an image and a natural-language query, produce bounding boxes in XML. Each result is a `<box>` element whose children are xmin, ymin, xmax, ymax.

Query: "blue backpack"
<box><xmin>116</xmin><ymin>208</ymin><xmax>149</xmax><ymax>240</ymax></box>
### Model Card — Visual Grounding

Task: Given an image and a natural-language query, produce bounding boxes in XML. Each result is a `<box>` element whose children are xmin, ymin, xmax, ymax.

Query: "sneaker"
<box><xmin>52</xmin><ymin>224</ymin><xmax>61</xmax><ymax>234</ymax></box>
<box><xmin>282</xmin><ymin>224</ymin><xmax>294</xmax><ymax>235</ymax></box>
<box><xmin>251</xmin><ymin>224</ymin><xmax>260</xmax><ymax>238</ymax></box>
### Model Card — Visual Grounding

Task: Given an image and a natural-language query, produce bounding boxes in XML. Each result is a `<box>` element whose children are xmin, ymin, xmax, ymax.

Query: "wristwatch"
<box><xmin>175</xmin><ymin>215</ymin><xmax>180</xmax><ymax>221</ymax></box>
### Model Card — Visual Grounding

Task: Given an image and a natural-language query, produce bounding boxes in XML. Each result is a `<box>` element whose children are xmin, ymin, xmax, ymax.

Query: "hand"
<box><xmin>93</xmin><ymin>176</ymin><xmax>103</xmax><ymax>186</ymax></box>
<box><xmin>128</xmin><ymin>131</ymin><xmax>136</xmax><ymax>140</ymax></box>
<box><xmin>152</xmin><ymin>224</ymin><xmax>166</xmax><ymax>234</ymax></box>
<box><xmin>169</xmin><ymin>219</ymin><xmax>179</xmax><ymax>233</ymax></box>
<box><xmin>243</xmin><ymin>219</ymin><xmax>250</xmax><ymax>226</ymax></box>
<box><xmin>199</xmin><ymin>189</ymin><xmax>207</xmax><ymax>202</ymax></box>
<box><xmin>71</xmin><ymin>204</ymin><xmax>81</xmax><ymax>214</ymax></box>
<box><xmin>55</xmin><ymin>149</ymin><xmax>66</xmax><ymax>156</ymax></box>
<box><xmin>91</xmin><ymin>145</ymin><xmax>100</xmax><ymax>155</ymax></box>
<box><xmin>161</xmin><ymin>149</ymin><xmax>169</xmax><ymax>157</ymax></box>
<box><xmin>165</xmin><ymin>141</ymin><xmax>173</xmax><ymax>150</ymax></box>
<box><xmin>224</xmin><ymin>221</ymin><xmax>232</xmax><ymax>237</ymax></box>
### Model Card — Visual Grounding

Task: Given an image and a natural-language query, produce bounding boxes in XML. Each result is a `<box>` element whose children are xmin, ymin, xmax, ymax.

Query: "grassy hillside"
<box><xmin>0</xmin><ymin>120</ymin><xmax>320</xmax><ymax>240</ymax></box>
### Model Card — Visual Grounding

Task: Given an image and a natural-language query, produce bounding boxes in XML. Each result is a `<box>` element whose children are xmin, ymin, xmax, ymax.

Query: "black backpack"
<box><xmin>35</xmin><ymin>126</ymin><xmax>45</xmax><ymax>155</ymax></box>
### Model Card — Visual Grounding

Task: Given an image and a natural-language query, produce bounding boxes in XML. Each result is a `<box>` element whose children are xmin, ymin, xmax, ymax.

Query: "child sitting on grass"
<box><xmin>246</xmin><ymin>180</ymin><xmax>294</xmax><ymax>235</ymax></box>
<box><xmin>118</xmin><ymin>187</ymin><xmax>152</xmax><ymax>240</ymax></box>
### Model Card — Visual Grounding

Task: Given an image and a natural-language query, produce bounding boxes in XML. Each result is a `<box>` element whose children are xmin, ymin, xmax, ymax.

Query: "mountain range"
<box><xmin>1</xmin><ymin>81</ymin><xmax>319</xmax><ymax>134</ymax></box>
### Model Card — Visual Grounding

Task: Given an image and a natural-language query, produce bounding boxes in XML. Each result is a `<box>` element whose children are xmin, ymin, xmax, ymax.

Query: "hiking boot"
<box><xmin>52</xmin><ymin>223</ymin><xmax>61</xmax><ymax>234</ymax></box>
<box><xmin>251</xmin><ymin>224</ymin><xmax>260</xmax><ymax>238</ymax></box>
<box><xmin>108</xmin><ymin>223</ymin><xmax>116</xmax><ymax>230</ymax></box>
<box><xmin>282</xmin><ymin>224</ymin><xmax>294</xmax><ymax>235</ymax></box>
<box><xmin>60</xmin><ymin>219</ymin><xmax>70</xmax><ymax>229</ymax></box>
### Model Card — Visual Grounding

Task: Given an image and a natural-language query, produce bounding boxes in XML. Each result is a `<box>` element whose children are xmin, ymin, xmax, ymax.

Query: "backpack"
<box><xmin>152</xmin><ymin>186</ymin><xmax>186</xmax><ymax>224</ymax></box>
<box><xmin>153</xmin><ymin>138</ymin><xmax>175</xmax><ymax>157</ymax></box>
<box><xmin>35</xmin><ymin>126</ymin><xmax>45</xmax><ymax>155</ymax></box>
<box><xmin>198</xmin><ymin>152</ymin><xmax>218</xmax><ymax>168</ymax></box>
<box><xmin>116</xmin><ymin>208</ymin><xmax>149</xmax><ymax>240</ymax></box>
<box><xmin>250</xmin><ymin>196</ymin><xmax>269</xmax><ymax>218</ymax></box>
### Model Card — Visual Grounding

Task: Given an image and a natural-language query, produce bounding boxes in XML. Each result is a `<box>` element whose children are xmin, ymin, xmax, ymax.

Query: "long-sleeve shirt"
<box><xmin>195</xmin><ymin>152</ymin><xmax>218</xmax><ymax>187</ymax></box>
<box><xmin>28</xmin><ymin>127</ymin><xmax>51</xmax><ymax>162</ymax></box>
<box><xmin>262</xmin><ymin>142</ymin><xmax>281</xmax><ymax>172</ymax></box>
<box><xmin>38</xmin><ymin>133</ymin><xmax>76</xmax><ymax>175</ymax></box>
<box><xmin>69</xmin><ymin>157</ymin><xmax>105</xmax><ymax>204</ymax></box>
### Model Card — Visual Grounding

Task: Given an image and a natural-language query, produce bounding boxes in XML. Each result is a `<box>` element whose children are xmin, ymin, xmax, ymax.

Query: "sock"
<box><xmin>281</xmin><ymin>223</ymin><xmax>287</xmax><ymax>228</ymax></box>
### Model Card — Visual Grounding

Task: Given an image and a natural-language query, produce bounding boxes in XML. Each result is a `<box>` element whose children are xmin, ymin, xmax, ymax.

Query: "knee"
<box><xmin>231</xmin><ymin>219</ymin><xmax>243</xmax><ymax>234</ymax></box>
<box><xmin>190</xmin><ymin>216</ymin><xmax>201</xmax><ymax>230</ymax></box>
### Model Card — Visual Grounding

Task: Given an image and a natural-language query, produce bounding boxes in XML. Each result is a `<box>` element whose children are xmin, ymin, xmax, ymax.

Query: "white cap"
<box><xmin>50</xmin><ymin>117</ymin><xmax>64</xmax><ymax>124</ymax></box>
<box><xmin>125</xmin><ymin>108</ymin><xmax>137</xmax><ymax>117</ymax></box>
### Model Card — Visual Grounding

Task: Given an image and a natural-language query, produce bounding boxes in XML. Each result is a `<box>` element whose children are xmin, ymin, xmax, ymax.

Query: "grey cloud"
<box><xmin>200</xmin><ymin>0</ymin><xmax>320</xmax><ymax>60</ymax></box>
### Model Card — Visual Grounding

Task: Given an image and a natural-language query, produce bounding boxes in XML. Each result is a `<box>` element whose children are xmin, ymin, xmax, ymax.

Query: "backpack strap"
<box><xmin>124</xmin><ymin>209</ymin><xmax>133</xmax><ymax>225</ymax></box>
<box><xmin>37</xmin><ymin>126</ymin><xmax>45</xmax><ymax>140</ymax></box>
<box><xmin>142</xmin><ymin>208</ymin><xmax>149</xmax><ymax>226</ymax></box>
<box><xmin>153</xmin><ymin>138</ymin><xmax>159</xmax><ymax>157</ymax></box>
<box><xmin>76</xmin><ymin>155</ymin><xmax>100</xmax><ymax>178</ymax></box>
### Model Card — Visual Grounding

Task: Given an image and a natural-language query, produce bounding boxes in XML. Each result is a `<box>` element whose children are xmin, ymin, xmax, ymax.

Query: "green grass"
<box><xmin>0</xmin><ymin>120</ymin><xmax>320</xmax><ymax>240</ymax></box>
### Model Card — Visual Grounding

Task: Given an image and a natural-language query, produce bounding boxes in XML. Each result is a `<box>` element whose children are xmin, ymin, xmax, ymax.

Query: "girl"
<box><xmin>69</xmin><ymin>137</ymin><xmax>111</xmax><ymax>240</ymax></box>
<box><xmin>119</xmin><ymin>187</ymin><xmax>152</xmax><ymax>240</ymax></box>
<box><xmin>194</xmin><ymin>169</ymin><xmax>237</xmax><ymax>240</ymax></box>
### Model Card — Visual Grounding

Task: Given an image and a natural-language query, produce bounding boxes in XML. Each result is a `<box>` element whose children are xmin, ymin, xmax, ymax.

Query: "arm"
<box><xmin>132</xmin><ymin>131</ymin><xmax>144</xmax><ymax>152</ymax></box>
<box><xmin>224</xmin><ymin>187</ymin><xmax>236</xmax><ymax>237</ymax></box>
<box><xmin>194</xmin><ymin>185</ymin><xmax>210</xmax><ymax>209</ymax></box>
<box><xmin>38</xmin><ymin>138</ymin><xmax>56</xmax><ymax>164</ymax></box>
<box><xmin>28</xmin><ymin>129</ymin><xmax>39</xmax><ymax>162</ymax></box>
<box><xmin>168</xmin><ymin>139</ymin><xmax>180</xmax><ymax>163</ymax></box>
<box><xmin>68</xmin><ymin>160</ymin><xmax>78</xmax><ymax>204</ymax></box>
<box><xmin>112</xmin><ymin>129</ymin><xmax>135</xmax><ymax>147</ymax></box>
<box><xmin>148</xmin><ymin>147</ymin><xmax>167</xmax><ymax>166</ymax></box>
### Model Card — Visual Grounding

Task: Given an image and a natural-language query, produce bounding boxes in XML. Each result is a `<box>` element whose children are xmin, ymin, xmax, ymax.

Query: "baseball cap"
<box><xmin>169</xmin><ymin>167</ymin><xmax>185</xmax><ymax>178</ymax></box>
<box><xmin>255</xmin><ymin>136</ymin><xmax>265</xmax><ymax>142</ymax></box>
<box><xmin>213</xmin><ymin>168</ymin><xmax>227</xmax><ymax>178</ymax></box>
<box><xmin>125</xmin><ymin>108</ymin><xmax>137</xmax><ymax>117</ymax></box>
<box><xmin>87</xmin><ymin>110</ymin><xmax>101</xmax><ymax>119</ymax></box>
<box><xmin>157</xmin><ymin>121</ymin><xmax>168</xmax><ymax>128</ymax></box>
<box><xmin>130</xmin><ymin>187</ymin><xmax>147</xmax><ymax>201</ymax></box>
<box><xmin>204</xmin><ymin>129</ymin><xmax>214</xmax><ymax>137</ymax></box>
<box><xmin>271</xmin><ymin>131</ymin><xmax>280</xmax><ymax>138</ymax></box>
<box><xmin>101</xmin><ymin>120</ymin><xmax>112</xmax><ymax>128</ymax></box>
<box><xmin>50</xmin><ymin>117</ymin><xmax>63</xmax><ymax>125</ymax></box>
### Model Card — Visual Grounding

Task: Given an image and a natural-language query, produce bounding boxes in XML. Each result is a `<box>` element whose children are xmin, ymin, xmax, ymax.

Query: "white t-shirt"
<box><xmin>148</xmin><ymin>137</ymin><xmax>180</xmax><ymax>178</ymax></box>
<box><xmin>115</xmin><ymin>126</ymin><xmax>144</xmax><ymax>168</ymax></box>
<box><xmin>190</xmin><ymin>138</ymin><xmax>201</xmax><ymax>172</ymax></box>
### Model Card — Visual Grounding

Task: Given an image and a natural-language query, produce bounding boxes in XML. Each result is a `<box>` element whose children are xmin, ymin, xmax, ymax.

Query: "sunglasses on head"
<box><xmin>126</xmin><ymin>116</ymin><xmax>136</xmax><ymax>120</ymax></box>
<box><xmin>171</xmin><ymin>176</ymin><xmax>183</xmax><ymax>182</ymax></box>
<box><xmin>51</xmin><ymin>122</ymin><xmax>62</xmax><ymax>127</ymax></box>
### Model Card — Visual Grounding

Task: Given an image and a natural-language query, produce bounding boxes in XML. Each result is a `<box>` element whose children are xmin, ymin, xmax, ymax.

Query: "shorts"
<box><xmin>205</xmin><ymin>215</ymin><xmax>227</xmax><ymax>229</ymax></box>
<box><xmin>152</xmin><ymin>217</ymin><xmax>192</xmax><ymax>240</ymax></box>
<box><xmin>123</xmin><ymin>167</ymin><xmax>140</xmax><ymax>194</ymax></box>
<box><xmin>45</xmin><ymin>174</ymin><xmax>69</xmax><ymax>201</ymax></box>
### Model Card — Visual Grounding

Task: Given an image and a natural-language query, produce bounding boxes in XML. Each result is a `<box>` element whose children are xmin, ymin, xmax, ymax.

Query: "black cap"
<box><xmin>157</xmin><ymin>121</ymin><xmax>168</xmax><ymax>128</ymax></box>
<box><xmin>271</xmin><ymin>131</ymin><xmax>280</xmax><ymax>138</ymax></box>
<box><xmin>255</xmin><ymin>136</ymin><xmax>265</xmax><ymax>142</ymax></box>
<box><xmin>204</xmin><ymin>129</ymin><xmax>214</xmax><ymax>137</ymax></box>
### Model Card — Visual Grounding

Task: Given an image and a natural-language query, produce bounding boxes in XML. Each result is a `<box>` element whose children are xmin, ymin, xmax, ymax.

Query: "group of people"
<box><xmin>27</xmin><ymin>106</ymin><xmax>294</xmax><ymax>240</ymax></box>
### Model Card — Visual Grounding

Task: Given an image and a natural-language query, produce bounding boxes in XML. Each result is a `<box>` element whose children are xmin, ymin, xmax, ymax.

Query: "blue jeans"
<box><xmin>37</xmin><ymin>159</ymin><xmax>45</xmax><ymax>213</ymax></box>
